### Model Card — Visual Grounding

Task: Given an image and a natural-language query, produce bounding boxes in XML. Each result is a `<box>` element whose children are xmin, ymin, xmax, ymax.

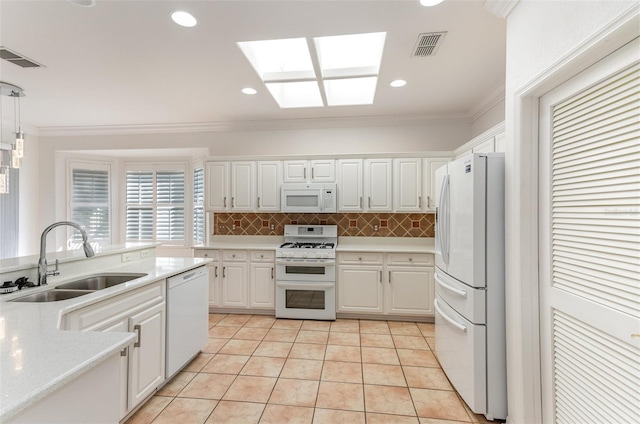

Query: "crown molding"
<box><xmin>483</xmin><ymin>0</ymin><xmax>520</xmax><ymax>19</ymax></box>
<box><xmin>468</xmin><ymin>81</ymin><xmax>506</xmax><ymax>122</ymax></box>
<box><xmin>36</xmin><ymin>113</ymin><xmax>472</xmax><ymax>137</ymax></box>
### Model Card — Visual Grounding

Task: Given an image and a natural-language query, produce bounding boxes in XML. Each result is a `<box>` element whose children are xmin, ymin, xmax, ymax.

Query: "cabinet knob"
<box><xmin>260</xmin><ymin>254</ymin><xmax>264</xmax><ymax>258</ymax></box>
<box><xmin>204</xmin><ymin>253</ymin><xmax>208</xmax><ymax>257</ymax></box>
<box><xmin>409</xmin><ymin>258</ymin><xmax>413</xmax><ymax>262</ymax></box>
<box><xmin>358</xmin><ymin>257</ymin><xmax>362</xmax><ymax>261</ymax></box>
<box><xmin>232</xmin><ymin>254</ymin><xmax>236</xmax><ymax>258</ymax></box>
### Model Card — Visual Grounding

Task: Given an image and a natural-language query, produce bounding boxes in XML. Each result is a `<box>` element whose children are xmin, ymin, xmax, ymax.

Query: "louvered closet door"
<box><xmin>539</xmin><ymin>38</ymin><xmax>640</xmax><ymax>424</ymax></box>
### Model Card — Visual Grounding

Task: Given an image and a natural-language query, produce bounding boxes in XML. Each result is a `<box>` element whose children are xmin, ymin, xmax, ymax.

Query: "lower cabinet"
<box><xmin>337</xmin><ymin>252</ymin><xmax>435</xmax><ymax>317</ymax></box>
<box><xmin>62</xmin><ymin>280</ymin><xmax>166</xmax><ymax>419</ymax></box>
<box><xmin>195</xmin><ymin>249</ymin><xmax>275</xmax><ymax>310</ymax></box>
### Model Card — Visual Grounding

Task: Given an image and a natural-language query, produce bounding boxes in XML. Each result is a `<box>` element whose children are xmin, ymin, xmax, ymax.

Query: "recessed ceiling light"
<box><xmin>68</xmin><ymin>0</ymin><xmax>95</xmax><ymax>7</ymax></box>
<box><xmin>390</xmin><ymin>79</ymin><xmax>407</xmax><ymax>88</ymax></box>
<box><xmin>419</xmin><ymin>0</ymin><xmax>444</xmax><ymax>6</ymax></box>
<box><xmin>242</xmin><ymin>88</ymin><xmax>257</xmax><ymax>95</ymax></box>
<box><xmin>171</xmin><ymin>11</ymin><xmax>197</xmax><ymax>27</ymax></box>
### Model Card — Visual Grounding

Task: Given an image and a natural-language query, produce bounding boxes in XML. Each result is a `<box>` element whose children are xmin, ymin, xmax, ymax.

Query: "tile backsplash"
<box><xmin>213</xmin><ymin>212</ymin><xmax>435</xmax><ymax>237</ymax></box>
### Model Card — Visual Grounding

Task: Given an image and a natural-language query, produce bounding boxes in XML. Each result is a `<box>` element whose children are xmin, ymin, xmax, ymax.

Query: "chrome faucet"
<box><xmin>38</xmin><ymin>221</ymin><xmax>95</xmax><ymax>286</ymax></box>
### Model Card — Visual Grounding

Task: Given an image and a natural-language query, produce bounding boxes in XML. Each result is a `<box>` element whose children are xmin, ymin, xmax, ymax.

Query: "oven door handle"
<box><xmin>276</xmin><ymin>282</ymin><xmax>335</xmax><ymax>290</ymax></box>
<box><xmin>275</xmin><ymin>259</ymin><xmax>335</xmax><ymax>266</ymax></box>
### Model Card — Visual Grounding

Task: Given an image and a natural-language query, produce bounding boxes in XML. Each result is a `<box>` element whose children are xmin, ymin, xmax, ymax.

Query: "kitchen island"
<box><xmin>0</xmin><ymin>246</ymin><xmax>209</xmax><ymax>423</ymax></box>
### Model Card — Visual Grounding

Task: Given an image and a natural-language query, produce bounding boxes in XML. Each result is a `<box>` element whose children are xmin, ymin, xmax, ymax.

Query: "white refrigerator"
<box><xmin>434</xmin><ymin>153</ymin><xmax>507</xmax><ymax>421</ymax></box>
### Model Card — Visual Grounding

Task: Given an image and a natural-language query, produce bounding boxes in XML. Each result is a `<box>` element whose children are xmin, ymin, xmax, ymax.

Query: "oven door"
<box><xmin>276</xmin><ymin>259</ymin><xmax>335</xmax><ymax>283</ymax></box>
<box><xmin>276</xmin><ymin>281</ymin><xmax>336</xmax><ymax>320</ymax></box>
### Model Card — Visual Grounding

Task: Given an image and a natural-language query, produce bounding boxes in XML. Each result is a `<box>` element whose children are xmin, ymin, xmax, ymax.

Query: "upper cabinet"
<box><xmin>393</xmin><ymin>158</ymin><xmax>422</xmax><ymax>212</ymax></box>
<box><xmin>455</xmin><ymin>121</ymin><xmax>505</xmax><ymax>159</ymax></box>
<box><xmin>337</xmin><ymin>159</ymin><xmax>363</xmax><ymax>212</ymax></box>
<box><xmin>364</xmin><ymin>159</ymin><xmax>393</xmax><ymax>211</ymax></box>
<box><xmin>283</xmin><ymin>160</ymin><xmax>335</xmax><ymax>183</ymax></box>
<box><xmin>206</xmin><ymin>162</ymin><xmax>229</xmax><ymax>210</ymax></box>
<box><xmin>230</xmin><ymin>161</ymin><xmax>255</xmax><ymax>211</ymax></box>
<box><xmin>256</xmin><ymin>161</ymin><xmax>282</xmax><ymax>211</ymax></box>
<box><xmin>423</xmin><ymin>158</ymin><xmax>452</xmax><ymax>212</ymax></box>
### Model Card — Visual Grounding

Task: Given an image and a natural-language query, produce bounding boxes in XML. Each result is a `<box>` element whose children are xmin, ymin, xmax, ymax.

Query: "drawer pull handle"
<box><xmin>204</xmin><ymin>253</ymin><xmax>208</xmax><ymax>257</ymax></box>
<box><xmin>261</xmin><ymin>254</ymin><xmax>264</xmax><ymax>258</ymax></box>
<box><xmin>435</xmin><ymin>299</ymin><xmax>467</xmax><ymax>333</ymax></box>
<box><xmin>134</xmin><ymin>325</ymin><xmax>142</xmax><ymax>348</ymax></box>
<box><xmin>120</xmin><ymin>348</ymin><xmax>127</xmax><ymax>357</ymax></box>
<box><xmin>409</xmin><ymin>258</ymin><xmax>413</xmax><ymax>262</ymax></box>
<box><xmin>435</xmin><ymin>274</ymin><xmax>467</xmax><ymax>298</ymax></box>
<box><xmin>358</xmin><ymin>257</ymin><xmax>362</xmax><ymax>261</ymax></box>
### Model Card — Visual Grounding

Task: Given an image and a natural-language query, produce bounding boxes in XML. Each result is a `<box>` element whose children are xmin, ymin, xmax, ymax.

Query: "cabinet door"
<box><xmin>472</xmin><ymin>138</ymin><xmax>495</xmax><ymax>154</ymax></box>
<box><xmin>337</xmin><ymin>159</ymin><xmax>363</xmax><ymax>211</ymax></box>
<box><xmin>231</xmin><ymin>161</ymin><xmax>255</xmax><ymax>210</ymax></box>
<box><xmin>128</xmin><ymin>301</ymin><xmax>165</xmax><ymax>410</ymax></box>
<box><xmin>207</xmin><ymin>261</ymin><xmax>221</xmax><ymax>307</ymax></box>
<box><xmin>250</xmin><ymin>263</ymin><xmax>275</xmax><ymax>308</ymax></box>
<box><xmin>423</xmin><ymin>158</ymin><xmax>451</xmax><ymax>211</ymax></box>
<box><xmin>387</xmin><ymin>267</ymin><xmax>434</xmax><ymax>316</ymax></box>
<box><xmin>257</xmin><ymin>161</ymin><xmax>281</xmax><ymax>211</ymax></box>
<box><xmin>338</xmin><ymin>265</ymin><xmax>384</xmax><ymax>313</ymax></box>
<box><xmin>98</xmin><ymin>319</ymin><xmax>129</xmax><ymax>419</ymax></box>
<box><xmin>222</xmin><ymin>262</ymin><xmax>248</xmax><ymax>307</ymax></box>
<box><xmin>206</xmin><ymin>162</ymin><xmax>229</xmax><ymax>211</ymax></box>
<box><xmin>310</xmin><ymin>160</ymin><xmax>335</xmax><ymax>182</ymax></box>
<box><xmin>364</xmin><ymin>158</ymin><xmax>392</xmax><ymax>211</ymax></box>
<box><xmin>393</xmin><ymin>158</ymin><xmax>422</xmax><ymax>211</ymax></box>
<box><xmin>283</xmin><ymin>160</ymin><xmax>308</xmax><ymax>182</ymax></box>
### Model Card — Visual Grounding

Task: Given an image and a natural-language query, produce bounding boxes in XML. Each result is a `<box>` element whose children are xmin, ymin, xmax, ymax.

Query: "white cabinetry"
<box><xmin>257</xmin><ymin>161</ymin><xmax>282</xmax><ymax>211</ymax></box>
<box><xmin>230</xmin><ymin>161</ymin><xmax>256</xmax><ymax>211</ymax></box>
<box><xmin>364</xmin><ymin>158</ymin><xmax>393</xmax><ymax>211</ymax></box>
<box><xmin>194</xmin><ymin>250</ymin><xmax>220</xmax><ymax>307</ymax></box>
<box><xmin>196</xmin><ymin>248</ymin><xmax>275</xmax><ymax>311</ymax></box>
<box><xmin>62</xmin><ymin>280</ymin><xmax>166</xmax><ymax>418</ymax></box>
<box><xmin>221</xmin><ymin>250</ymin><xmax>248</xmax><ymax>307</ymax></box>
<box><xmin>393</xmin><ymin>158</ymin><xmax>422</xmax><ymax>211</ymax></box>
<box><xmin>337</xmin><ymin>159</ymin><xmax>363</xmax><ymax>212</ymax></box>
<box><xmin>206</xmin><ymin>162</ymin><xmax>229</xmax><ymax>210</ymax></box>
<box><xmin>249</xmin><ymin>251</ymin><xmax>275</xmax><ymax>308</ymax></box>
<box><xmin>284</xmin><ymin>160</ymin><xmax>335</xmax><ymax>182</ymax></box>
<box><xmin>337</xmin><ymin>251</ymin><xmax>435</xmax><ymax>317</ymax></box>
<box><xmin>423</xmin><ymin>158</ymin><xmax>452</xmax><ymax>211</ymax></box>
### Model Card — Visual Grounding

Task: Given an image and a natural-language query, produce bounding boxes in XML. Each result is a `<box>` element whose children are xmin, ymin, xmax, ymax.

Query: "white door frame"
<box><xmin>506</xmin><ymin>7</ymin><xmax>639</xmax><ymax>424</ymax></box>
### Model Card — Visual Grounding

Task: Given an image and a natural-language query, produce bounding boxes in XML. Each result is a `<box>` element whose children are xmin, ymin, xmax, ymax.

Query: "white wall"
<box><xmin>504</xmin><ymin>1</ymin><xmax>638</xmax><ymax>423</ymax></box>
<box><xmin>470</xmin><ymin>98</ymin><xmax>505</xmax><ymax>138</ymax></box>
<box><xmin>18</xmin><ymin>133</ymin><xmax>39</xmax><ymax>255</ymax></box>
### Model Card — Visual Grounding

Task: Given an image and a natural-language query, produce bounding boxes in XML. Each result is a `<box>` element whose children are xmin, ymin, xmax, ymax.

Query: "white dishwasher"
<box><xmin>166</xmin><ymin>266</ymin><xmax>209</xmax><ymax>378</ymax></box>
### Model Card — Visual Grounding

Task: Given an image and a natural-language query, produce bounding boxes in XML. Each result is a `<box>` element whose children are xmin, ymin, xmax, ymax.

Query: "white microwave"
<box><xmin>281</xmin><ymin>183</ymin><xmax>337</xmax><ymax>213</ymax></box>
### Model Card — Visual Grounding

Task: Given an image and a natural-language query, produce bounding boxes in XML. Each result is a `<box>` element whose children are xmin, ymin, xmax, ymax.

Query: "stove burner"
<box><xmin>279</xmin><ymin>242</ymin><xmax>335</xmax><ymax>249</ymax></box>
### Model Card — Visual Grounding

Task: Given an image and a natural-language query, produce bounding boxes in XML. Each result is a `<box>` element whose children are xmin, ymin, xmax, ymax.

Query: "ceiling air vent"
<box><xmin>412</xmin><ymin>32</ymin><xmax>447</xmax><ymax>57</ymax></box>
<box><xmin>0</xmin><ymin>47</ymin><xmax>43</xmax><ymax>68</ymax></box>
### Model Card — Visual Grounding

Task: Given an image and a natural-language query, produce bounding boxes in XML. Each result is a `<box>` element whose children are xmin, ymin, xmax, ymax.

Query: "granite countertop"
<box><xmin>0</xmin><ymin>256</ymin><xmax>209</xmax><ymax>422</ymax></box>
<box><xmin>194</xmin><ymin>235</ymin><xmax>435</xmax><ymax>253</ymax></box>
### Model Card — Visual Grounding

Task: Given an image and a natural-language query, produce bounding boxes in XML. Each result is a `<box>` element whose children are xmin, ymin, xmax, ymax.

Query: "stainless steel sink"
<box><xmin>55</xmin><ymin>273</ymin><xmax>147</xmax><ymax>291</ymax></box>
<box><xmin>10</xmin><ymin>289</ymin><xmax>94</xmax><ymax>302</ymax></box>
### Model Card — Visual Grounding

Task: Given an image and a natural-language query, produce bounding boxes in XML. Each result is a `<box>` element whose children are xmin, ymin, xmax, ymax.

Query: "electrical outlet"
<box><xmin>374</xmin><ymin>225</ymin><xmax>379</xmax><ymax>231</ymax></box>
<box><xmin>122</xmin><ymin>253</ymin><xmax>132</xmax><ymax>262</ymax></box>
<box><xmin>140</xmin><ymin>250</ymin><xmax>150</xmax><ymax>258</ymax></box>
<box><xmin>232</xmin><ymin>224</ymin><xmax>236</xmax><ymax>230</ymax></box>
<box><xmin>270</xmin><ymin>223</ymin><xmax>275</xmax><ymax>230</ymax></box>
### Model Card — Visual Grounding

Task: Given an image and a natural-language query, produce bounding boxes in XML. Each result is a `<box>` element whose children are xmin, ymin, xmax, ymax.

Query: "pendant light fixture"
<box><xmin>0</xmin><ymin>81</ymin><xmax>25</xmax><ymax>176</ymax></box>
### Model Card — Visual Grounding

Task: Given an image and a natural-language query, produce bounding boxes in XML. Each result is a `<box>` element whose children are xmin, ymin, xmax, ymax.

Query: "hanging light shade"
<box><xmin>0</xmin><ymin>82</ymin><xmax>26</xmax><ymax>173</ymax></box>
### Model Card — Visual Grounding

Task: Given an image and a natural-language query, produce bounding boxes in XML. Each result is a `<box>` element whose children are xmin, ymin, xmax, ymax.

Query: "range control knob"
<box><xmin>302</xmin><ymin>253</ymin><xmax>308</xmax><ymax>259</ymax></box>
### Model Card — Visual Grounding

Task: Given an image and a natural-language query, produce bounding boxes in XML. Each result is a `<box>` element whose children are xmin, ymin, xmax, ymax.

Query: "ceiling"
<box><xmin>0</xmin><ymin>0</ymin><xmax>506</xmax><ymax>132</ymax></box>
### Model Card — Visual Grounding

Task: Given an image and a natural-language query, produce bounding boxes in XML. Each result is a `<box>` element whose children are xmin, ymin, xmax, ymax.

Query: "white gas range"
<box><xmin>275</xmin><ymin>225</ymin><xmax>337</xmax><ymax>320</ymax></box>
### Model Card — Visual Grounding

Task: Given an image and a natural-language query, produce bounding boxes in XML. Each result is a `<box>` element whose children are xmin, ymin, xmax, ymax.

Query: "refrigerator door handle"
<box><xmin>435</xmin><ymin>274</ymin><xmax>467</xmax><ymax>298</ymax></box>
<box><xmin>434</xmin><ymin>298</ymin><xmax>467</xmax><ymax>333</ymax></box>
<box><xmin>438</xmin><ymin>174</ymin><xmax>451</xmax><ymax>265</ymax></box>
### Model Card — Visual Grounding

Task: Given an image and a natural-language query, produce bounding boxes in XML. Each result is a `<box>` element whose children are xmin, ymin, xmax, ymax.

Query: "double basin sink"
<box><xmin>10</xmin><ymin>273</ymin><xmax>148</xmax><ymax>302</ymax></box>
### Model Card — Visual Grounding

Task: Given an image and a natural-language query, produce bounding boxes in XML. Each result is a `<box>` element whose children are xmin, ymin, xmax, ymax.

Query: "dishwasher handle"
<box><xmin>168</xmin><ymin>267</ymin><xmax>206</xmax><ymax>289</ymax></box>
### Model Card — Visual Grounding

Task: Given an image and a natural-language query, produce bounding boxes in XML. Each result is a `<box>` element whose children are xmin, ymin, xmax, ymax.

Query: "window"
<box><xmin>0</xmin><ymin>150</ymin><xmax>19</xmax><ymax>259</ymax></box>
<box><xmin>125</xmin><ymin>164</ymin><xmax>187</xmax><ymax>245</ymax></box>
<box><xmin>193</xmin><ymin>167</ymin><xmax>204</xmax><ymax>244</ymax></box>
<box><xmin>68</xmin><ymin>161</ymin><xmax>111</xmax><ymax>247</ymax></box>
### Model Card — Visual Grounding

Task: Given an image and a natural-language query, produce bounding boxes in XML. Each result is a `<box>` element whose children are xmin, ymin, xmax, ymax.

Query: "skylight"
<box><xmin>237</xmin><ymin>32</ymin><xmax>386</xmax><ymax>108</ymax></box>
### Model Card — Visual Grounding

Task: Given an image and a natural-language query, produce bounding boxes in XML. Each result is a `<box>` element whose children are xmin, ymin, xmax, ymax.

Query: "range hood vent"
<box><xmin>412</xmin><ymin>32</ymin><xmax>447</xmax><ymax>57</ymax></box>
<box><xmin>0</xmin><ymin>47</ymin><xmax>43</xmax><ymax>68</ymax></box>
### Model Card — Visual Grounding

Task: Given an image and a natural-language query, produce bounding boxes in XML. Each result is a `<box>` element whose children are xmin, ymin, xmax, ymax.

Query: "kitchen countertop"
<box><xmin>0</xmin><ymin>256</ymin><xmax>209</xmax><ymax>422</ymax></box>
<box><xmin>194</xmin><ymin>235</ymin><xmax>435</xmax><ymax>253</ymax></box>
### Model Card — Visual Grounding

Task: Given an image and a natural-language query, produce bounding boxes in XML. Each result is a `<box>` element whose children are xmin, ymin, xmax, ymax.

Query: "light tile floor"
<box><xmin>126</xmin><ymin>314</ymin><xmax>494</xmax><ymax>424</ymax></box>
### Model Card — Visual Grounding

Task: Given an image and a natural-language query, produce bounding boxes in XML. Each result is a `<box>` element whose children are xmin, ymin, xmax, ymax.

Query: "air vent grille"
<box><xmin>0</xmin><ymin>47</ymin><xmax>43</xmax><ymax>68</ymax></box>
<box><xmin>412</xmin><ymin>32</ymin><xmax>447</xmax><ymax>57</ymax></box>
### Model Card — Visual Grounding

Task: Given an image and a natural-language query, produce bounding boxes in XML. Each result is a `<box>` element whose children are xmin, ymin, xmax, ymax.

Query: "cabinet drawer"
<box><xmin>250</xmin><ymin>250</ymin><xmax>275</xmax><ymax>262</ymax></box>
<box><xmin>339</xmin><ymin>252</ymin><xmax>384</xmax><ymax>265</ymax></box>
<box><xmin>194</xmin><ymin>249</ymin><xmax>220</xmax><ymax>260</ymax></box>
<box><xmin>223</xmin><ymin>250</ymin><xmax>247</xmax><ymax>261</ymax></box>
<box><xmin>64</xmin><ymin>280</ymin><xmax>165</xmax><ymax>331</ymax></box>
<box><xmin>386</xmin><ymin>253</ymin><xmax>434</xmax><ymax>266</ymax></box>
